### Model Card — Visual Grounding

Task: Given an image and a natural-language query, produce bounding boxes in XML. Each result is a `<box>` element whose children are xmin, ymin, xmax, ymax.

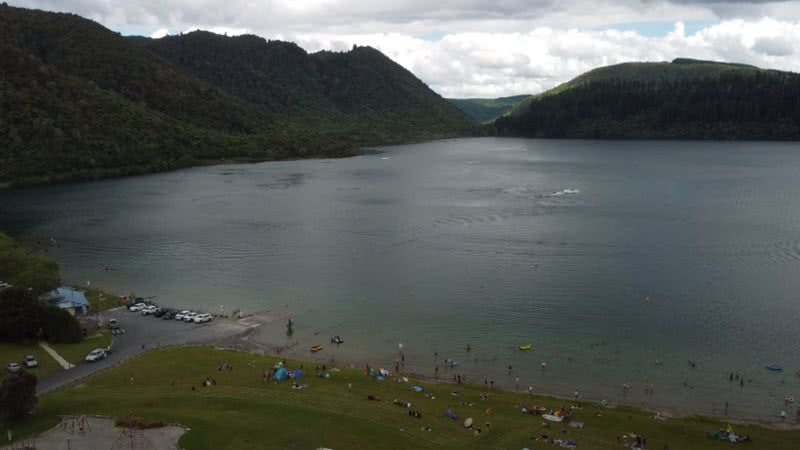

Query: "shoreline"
<box><xmin>208</xmin><ymin>309</ymin><xmax>800</xmax><ymax>429</ymax></box>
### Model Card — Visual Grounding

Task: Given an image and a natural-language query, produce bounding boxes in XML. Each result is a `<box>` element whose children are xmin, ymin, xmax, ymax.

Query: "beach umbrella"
<box><xmin>274</xmin><ymin>368</ymin><xmax>288</xmax><ymax>381</ymax></box>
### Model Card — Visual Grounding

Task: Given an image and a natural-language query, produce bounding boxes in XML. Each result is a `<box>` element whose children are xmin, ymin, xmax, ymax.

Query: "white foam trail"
<box><xmin>550</xmin><ymin>188</ymin><xmax>580</xmax><ymax>197</ymax></box>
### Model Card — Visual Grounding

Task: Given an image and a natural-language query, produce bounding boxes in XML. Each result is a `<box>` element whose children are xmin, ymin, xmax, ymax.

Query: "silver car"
<box><xmin>85</xmin><ymin>348</ymin><xmax>107</xmax><ymax>362</ymax></box>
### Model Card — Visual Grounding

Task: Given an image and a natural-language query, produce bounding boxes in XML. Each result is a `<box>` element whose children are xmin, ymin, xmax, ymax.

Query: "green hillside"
<box><xmin>447</xmin><ymin>95</ymin><xmax>529</xmax><ymax>122</ymax></box>
<box><xmin>0</xmin><ymin>5</ymin><xmax>471</xmax><ymax>185</ymax></box>
<box><xmin>498</xmin><ymin>58</ymin><xmax>800</xmax><ymax>140</ymax></box>
<box><xmin>509</xmin><ymin>58</ymin><xmax>767</xmax><ymax>117</ymax></box>
<box><xmin>142</xmin><ymin>31</ymin><xmax>472</xmax><ymax>142</ymax></box>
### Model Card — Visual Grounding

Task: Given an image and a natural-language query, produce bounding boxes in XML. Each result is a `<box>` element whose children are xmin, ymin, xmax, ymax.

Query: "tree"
<box><xmin>0</xmin><ymin>372</ymin><xmax>37</xmax><ymax>420</ymax></box>
<box><xmin>0</xmin><ymin>287</ymin><xmax>41</xmax><ymax>342</ymax></box>
<box><xmin>40</xmin><ymin>304</ymin><xmax>82</xmax><ymax>343</ymax></box>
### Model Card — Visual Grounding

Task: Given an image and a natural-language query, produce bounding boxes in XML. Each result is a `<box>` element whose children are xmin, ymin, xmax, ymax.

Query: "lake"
<box><xmin>2</xmin><ymin>137</ymin><xmax>799</xmax><ymax>420</ymax></box>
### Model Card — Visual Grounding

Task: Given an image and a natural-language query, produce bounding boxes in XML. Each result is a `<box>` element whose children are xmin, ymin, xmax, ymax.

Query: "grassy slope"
<box><xmin>448</xmin><ymin>95</ymin><xmax>530</xmax><ymax>122</ymax></box>
<box><xmin>0</xmin><ymin>343</ymin><xmax>61</xmax><ymax>379</ymax></box>
<box><xmin>4</xmin><ymin>346</ymin><xmax>798</xmax><ymax>449</ymax></box>
<box><xmin>50</xmin><ymin>331</ymin><xmax>112</xmax><ymax>365</ymax></box>
<box><xmin>508</xmin><ymin>59</ymin><xmax>767</xmax><ymax>118</ymax></box>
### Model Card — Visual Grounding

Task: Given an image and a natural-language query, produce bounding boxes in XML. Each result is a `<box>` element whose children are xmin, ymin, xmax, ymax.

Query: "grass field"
<box><xmin>2</xmin><ymin>346</ymin><xmax>798</xmax><ymax>449</ymax></box>
<box><xmin>0</xmin><ymin>342</ymin><xmax>61</xmax><ymax>379</ymax></box>
<box><xmin>80</xmin><ymin>286</ymin><xmax>125</xmax><ymax>313</ymax></box>
<box><xmin>50</xmin><ymin>331</ymin><xmax>112</xmax><ymax>365</ymax></box>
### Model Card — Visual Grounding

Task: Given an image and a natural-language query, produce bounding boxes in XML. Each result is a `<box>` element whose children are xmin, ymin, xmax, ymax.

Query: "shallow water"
<box><xmin>2</xmin><ymin>137</ymin><xmax>800</xmax><ymax>421</ymax></box>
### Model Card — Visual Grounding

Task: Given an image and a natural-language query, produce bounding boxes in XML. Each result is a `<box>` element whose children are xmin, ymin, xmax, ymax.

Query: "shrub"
<box><xmin>115</xmin><ymin>416</ymin><xmax>166</xmax><ymax>429</ymax></box>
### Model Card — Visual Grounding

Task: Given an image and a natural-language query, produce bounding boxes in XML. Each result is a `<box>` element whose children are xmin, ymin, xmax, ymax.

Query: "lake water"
<box><xmin>2</xmin><ymin>137</ymin><xmax>800</xmax><ymax>420</ymax></box>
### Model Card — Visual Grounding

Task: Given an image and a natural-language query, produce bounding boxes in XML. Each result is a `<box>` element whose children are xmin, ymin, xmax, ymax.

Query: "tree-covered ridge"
<box><xmin>447</xmin><ymin>95</ymin><xmax>530</xmax><ymax>122</ymax></box>
<box><xmin>0</xmin><ymin>5</ymin><xmax>471</xmax><ymax>185</ymax></box>
<box><xmin>496</xmin><ymin>70</ymin><xmax>800</xmax><ymax>139</ymax></box>
<box><xmin>508</xmin><ymin>58</ymin><xmax>771</xmax><ymax>118</ymax></box>
<box><xmin>143</xmin><ymin>31</ymin><xmax>472</xmax><ymax>139</ymax></box>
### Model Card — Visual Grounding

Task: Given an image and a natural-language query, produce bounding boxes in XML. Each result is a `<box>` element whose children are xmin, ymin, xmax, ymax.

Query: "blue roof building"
<box><xmin>44</xmin><ymin>287</ymin><xmax>90</xmax><ymax>316</ymax></box>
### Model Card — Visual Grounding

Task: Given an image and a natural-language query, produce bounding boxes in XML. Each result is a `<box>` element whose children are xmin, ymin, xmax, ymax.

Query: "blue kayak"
<box><xmin>766</xmin><ymin>364</ymin><xmax>783</xmax><ymax>372</ymax></box>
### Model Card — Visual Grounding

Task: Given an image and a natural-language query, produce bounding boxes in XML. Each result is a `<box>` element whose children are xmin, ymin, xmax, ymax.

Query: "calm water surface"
<box><xmin>2</xmin><ymin>138</ymin><xmax>799</xmax><ymax>420</ymax></box>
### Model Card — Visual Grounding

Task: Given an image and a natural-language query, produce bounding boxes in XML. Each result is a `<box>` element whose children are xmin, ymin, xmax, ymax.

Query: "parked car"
<box><xmin>140</xmin><ymin>305</ymin><xmax>159</xmax><ymax>315</ymax></box>
<box><xmin>174</xmin><ymin>310</ymin><xmax>190</xmax><ymax>320</ymax></box>
<box><xmin>153</xmin><ymin>308</ymin><xmax>168</xmax><ymax>318</ymax></box>
<box><xmin>194</xmin><ymin>313</ymin><xmax>213</xmax><ymax>323</ymax></box>
<box><xmin>108</xmin><ymin>318</ymin><xmax>119</xmax><ymax>329</ymax></box>
<box><xmin>162</xmin><ymin>311</ymin><xmax>176</xmax><ymax>320</ymax></box>
<box><xmin>128</xmin><ymin>302</ymin><xmax>146</xmax><ymax>312</ymax></box>
<box><xmin>23</xmin><ymin>355</ymin><xmax>38</xmax><ymax>368</ymax></box>
<box><xmin>85</xmin><ymin>348</ymin><xmax>107</xmax><ymax>362</ymax></box>
<box><xmin>6</xmin><ymin>362</ymin><xmax>21</xmax><ymax>373</ymax></box>
<box><xmin>183</xmin><ymin>312</ymin><xmax>198</xmax><ymax>322</ymax></box>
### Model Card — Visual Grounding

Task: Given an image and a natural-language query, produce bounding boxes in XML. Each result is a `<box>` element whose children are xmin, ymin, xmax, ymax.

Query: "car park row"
<box><xmin>127</xmin><ymin>301</ymin><xmax>213</xmax><ymax>323</ymax></box>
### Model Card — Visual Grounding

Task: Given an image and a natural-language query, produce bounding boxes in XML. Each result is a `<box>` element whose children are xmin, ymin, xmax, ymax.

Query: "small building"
<box><xmin>43</xmin><ymin>287</ymin><xmax>90</xmax><ymax>316</ymax></box>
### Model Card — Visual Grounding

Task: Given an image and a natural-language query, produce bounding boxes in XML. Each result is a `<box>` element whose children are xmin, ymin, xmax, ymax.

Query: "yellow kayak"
<box><xmin>519</xmin><ymin>344</ymin><xmax>533</xmax><ymax>351</ymax></box>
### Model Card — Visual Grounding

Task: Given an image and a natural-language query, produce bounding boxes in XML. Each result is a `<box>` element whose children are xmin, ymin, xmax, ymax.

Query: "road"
<box><xmin>37</xmin><ymin>308</ymin><xmax>253</xmax><ymax>395</ymax></box>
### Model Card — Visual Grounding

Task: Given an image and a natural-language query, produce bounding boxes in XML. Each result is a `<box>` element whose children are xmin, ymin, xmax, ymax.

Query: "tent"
<box><xmin>291</xmin><ymin>370</ymin><xmax>304</xmax><ymax>379</ymax></box>
<box><xmin>274</xmin><ymin>368</ymin><xmax>288</xmax><ymax>382</ymax></box>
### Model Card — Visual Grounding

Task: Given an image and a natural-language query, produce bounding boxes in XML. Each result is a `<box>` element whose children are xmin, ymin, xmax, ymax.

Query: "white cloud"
<box><xmin>10</xmin><ymin>1</ymin><xmax>800</xmax><ymax>97</ymax></box>
<box><xmin>289</xmin><ymin>18</ymin><xmax>800</xmax><ymax>97</ymax></box>
<box><xmin>150</xmin><ymin>28</ymin><xmax>170</xmax><ymax>38</ymax></box>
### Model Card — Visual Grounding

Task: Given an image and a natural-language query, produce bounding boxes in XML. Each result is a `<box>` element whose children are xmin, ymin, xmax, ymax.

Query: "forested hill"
<box><xmin>142</xmin><ymin>32</ymin><xmax>472</xmax><ymax>140</ymax></box>
<box><xmin>497</xmin><ymin>59</ymin><xmax>800</xmax><ymax>140</ymax></box>
<box><xmin>0</xmin><ymin>5</ymin><xmax>471</xmax><ymax>185</ymax></box>
<box><xmin>447</xmin><ymin>95</ymin><xmax>530</xmax><ymax>122</ymax></box>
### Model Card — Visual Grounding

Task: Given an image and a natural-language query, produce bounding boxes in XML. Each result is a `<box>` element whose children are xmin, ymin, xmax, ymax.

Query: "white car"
<box><xmin>23</xmin><ymin>355</ymin><xmax>38</xmax><ymax>368</ymax></box>
<box><xmin>128</xmin><ymin>302</ymin><xmax>146</xmax><ymax>312</ymax></box>
<box><xmin>85</xmin><ymin>348</ymin><xmax>107</xmax><ymax>362</ymax></box>
<box><xmin>183</xmin><ymin>312</ymin><xmax>198</xmax><ymax>322</ymax></box>
<box><xmin>140</xmin><ymin>305</ymin><xmax>159</xmax><ymax>315</ymax></box>
<box><xmin>193</xmin><ymin>313</ymin><xmax>213</xmax><ymax>323</ymax></box>
<box><xmin>174</xmin><ymin>310</ymin><xmax>190</xmax><ymax>320</ymax></box>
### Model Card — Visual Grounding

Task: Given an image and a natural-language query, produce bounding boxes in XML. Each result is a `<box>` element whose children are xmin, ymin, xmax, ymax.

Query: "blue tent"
<box><xmin>290</xmin><ymin>370</ymin><xmax>304</xmax><ymax>379</ymax></box>
<box><xmin>274</xmin><ymin>368</ymin><xmax>288</xmax><ymax>382</ymax></box>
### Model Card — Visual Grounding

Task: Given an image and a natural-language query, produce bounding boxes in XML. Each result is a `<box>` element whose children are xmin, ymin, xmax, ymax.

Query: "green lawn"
<box><xmin>80</xmin><ymin>286</ymin><xmax>125</xmax><ymax>313</ymax></box>
<box><xmin>49</xmin><ymin>331</ymin><xmax>112</xmax><ymax>365</ymax></box>
<box><xmin>2</xmin><ymin>346</ymin><xmax>798</xmax><ymax>449</ymax></box>
<box><xmin>0</xmin><ymin>342</ymin><xmax>62</xmax><ymax>379</ymax></box>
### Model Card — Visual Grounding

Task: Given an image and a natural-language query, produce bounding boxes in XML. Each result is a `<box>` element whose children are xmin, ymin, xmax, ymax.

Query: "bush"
<box><xmin>0</xmin><ymin>287</ymin><xmax>41</xmax><ymax>342</ymax></box>
<box><xmin>0</xmin><ymin>372</ymin><xmax>37</xmax><ymax>421</ymax></box>
<box><xmin>115</xmin><ymin>416</ymin><xmax>165</xmax><ymax>429</ymax></box>
<box><xmin>40</xmin><ymin>304</ymin><xmax>82</xmax><ymax>343</ymax></box>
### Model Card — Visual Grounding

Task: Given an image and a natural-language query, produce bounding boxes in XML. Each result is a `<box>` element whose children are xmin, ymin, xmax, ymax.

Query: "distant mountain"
<box><xmin>447</xmin><ymin>95</ymin><xmax>530</xmax><ymax>122</ymax></box>
<box><xmin>0</xmin><ymin>5</ymin><xmax>471</xmax><ymax>185</ymax></box>
<box><xmin>498</xmin><ymin>58</ymin><xmax>800</xmax><ymax>140</ymax></box>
